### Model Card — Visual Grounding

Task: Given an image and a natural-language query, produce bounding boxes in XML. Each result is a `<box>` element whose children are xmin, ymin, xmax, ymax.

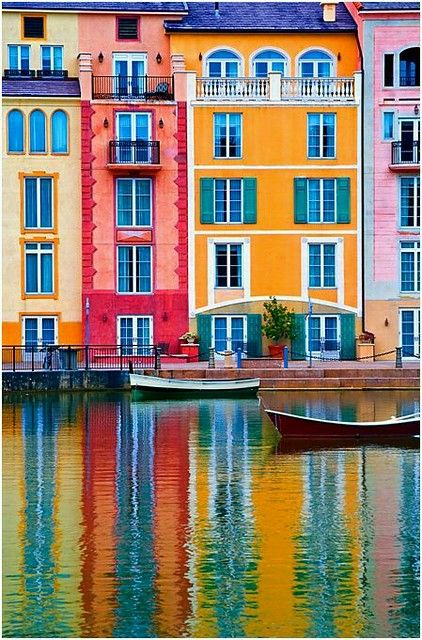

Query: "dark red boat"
<box><xmin>265</xmin><ymin>409</ymin><xmax>420</xmax><ymax>438</ymax></box>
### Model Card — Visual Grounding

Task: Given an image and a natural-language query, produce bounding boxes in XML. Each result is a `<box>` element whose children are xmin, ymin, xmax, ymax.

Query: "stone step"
<box><xmin>259</xmin><ymin>377</ymin><xmax>420</xmax><ymax>389</ymax></box>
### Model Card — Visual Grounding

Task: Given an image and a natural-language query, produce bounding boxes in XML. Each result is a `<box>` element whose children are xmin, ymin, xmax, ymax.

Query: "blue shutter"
<box><xmin>291</xmin><ymin>313</ymin><xmax>306</xmax><ymax>360</ymax></box>
<box><xmin>294</xmin><ymin>178</ymin><xmax>308</xmax><ymax>223</ymax></box>
<box><xmin>197</xmin><ymin>314</ymin><xmax>212</xmax><ymax>360</ymax></box>
<box><xmin>243</xmin><ymin>178</ymin><xmax>257</xmax><ymax>224</ymax></box>
<box><xmin>336</xmin><ymin>177</ymin><xmax>351</xmax><ymax>223</ymax></box>
<box><xmin>200</xmin><ymin>178</ymin><xmax>214</xmax><ymax>224</ymax></box>
<box><xmin>340</xmin><ymin>314</ymin><xmax>356</xmax><ymax>360</ymax></box>
<box><xmin>246</xmin><ymin>314</ymin><xmax>262</xmax><ymax>357</ymax></box>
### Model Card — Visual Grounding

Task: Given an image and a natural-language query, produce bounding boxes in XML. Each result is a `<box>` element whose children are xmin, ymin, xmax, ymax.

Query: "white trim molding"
<box><xmin>195</xmin><ymin>295</ymin><xmax>357</xmax><ymax>315</ymax></box>
<box><xmin>207</xmin><ymin>236</ymin><xmax>251</xmax><ymax>306</ymax></box>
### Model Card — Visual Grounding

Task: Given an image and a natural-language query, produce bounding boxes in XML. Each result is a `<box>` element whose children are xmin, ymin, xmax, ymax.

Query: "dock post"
<box><xmin>208</xmin><ymin>347</ymin><xmax>215</xmax><ymax>369</ymax></box>
<box><xmin>155</xmin><ymin>347</ymin><xmax>161</xmax><ymax>371</ymax></box>
<box><xmin>236</xmin><ymin>347</ymin><xmax>242</xmax><ymax>369</ymax></box>
<box><xmin>395</xmin><ymin>346</ymin><xmax>403</xmax><ymax>369</ymax></box>
<box><xmin>283</xmin><ymin>346</ymin><xmax>289</xmax><ymax>369</ymax></box>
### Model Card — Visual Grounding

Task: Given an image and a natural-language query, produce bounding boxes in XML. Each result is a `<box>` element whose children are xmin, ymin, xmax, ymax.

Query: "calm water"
<box><xmin>3</xmin><ymin>390</ymin><xmax>420</xmax><ymax>638</ymax></box>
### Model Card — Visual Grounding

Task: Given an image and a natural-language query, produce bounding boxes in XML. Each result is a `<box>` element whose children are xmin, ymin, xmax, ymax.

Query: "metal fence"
<box><xmin>92</xmin><ymin>75</ymin><xmax>174</xmax><ymax>100</ymax></box>
<box><xmin>2</xmin><ymin>345</ymin><xmax>160</xmax><ymax>372</ymax></box>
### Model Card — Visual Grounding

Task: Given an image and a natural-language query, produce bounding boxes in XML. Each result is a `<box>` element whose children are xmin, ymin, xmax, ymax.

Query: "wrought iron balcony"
<box><xmin>109</xmin><ymin>140</ymin><xmax>160</xmax><ymax>165</ymax></box>
<box><xmin>391</xmin><ymin>141</ymin><xmax>420</xmax><ymax>166</ymax></box>
<box><xmin>92</xmin><ymin>75</ymin><xmax>174</xmax><ymax>100</ymax></box>
<box><xmin>3</xmin><ymin>69</ymin><xmax>36</xmax><ymax>78</ymax></box>
<box><xmin>36</xmin><ymin>69</ymin><xmax>69</xmax><ymax>78</ymax></box>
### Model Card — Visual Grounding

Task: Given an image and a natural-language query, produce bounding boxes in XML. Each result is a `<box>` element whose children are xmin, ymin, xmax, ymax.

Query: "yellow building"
<box><xmin>2</xmin><ymin>7</ymin><xmax>82</xmax><ymax>348</ymax></box>
<box><xmin>167</xmin><ymin>1</ymin><xmax>362</xmax><ymax>359</ymax></box>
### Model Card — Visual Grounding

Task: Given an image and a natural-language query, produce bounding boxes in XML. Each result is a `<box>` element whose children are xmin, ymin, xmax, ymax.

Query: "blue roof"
<box><xmin>165</xmin><ymin>2</ymin><xmax>356</xmax><ymax>31</ymax></box>
<box><xmin>360</xmin><ymin>2</ymin><xmax>419</xmax><ymax>10</ymax></box>
<box><xmin>3</xmin><ymin>2</ymin><xmax>187</xmax><ymax>12</ymax></box>
<box><xmin>3</xmin><ymin>79</ymin><xmax>81</xmax><ymax>97</ymax></box>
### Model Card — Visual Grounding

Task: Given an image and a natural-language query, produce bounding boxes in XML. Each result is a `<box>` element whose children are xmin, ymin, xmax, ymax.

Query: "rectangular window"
<box><xmin>214</xmin><ymin>113</ymin><xmax>242</xmax><ymax>158</ymax></box>
<box><xmin>308</xmin><ymin>243</ymin><xmax>336</xmax><ymax>288</ymax></box>
<box><xmin>383</xmin><ymin>112</ymin><xmax>394</xmax><ymax>140</ymax></box>
<box><xmin>308</xmin><ymin>113</ymin><xmax>336</xmax><ymax>159</ymax></box>
<box><xmin>41</xmin><ymin>45</ymin><xmax>63</xmax><ymax>71</ymax></box>
<box><xmin>117</xmin><ymin>17</ymin><xmax>139</xmax><ymax>40</ymax></box>
<box><xmin>116</xmin><ymin>178</ymin><xmax>151</xmax><ymax>227</ymax></box>
<box><xmin>117</xmin><ymin>245</ymin><xmax>152</xmax><ymax>293</ymax></box>
<box><xmin>400</xmin><ymin>177</ymin><xmax>420</xmax><ymax>228</ymax></box>
<box><xmin>400</xmin><ymin>241</ymin><xmax>420</xmax><ymax>292</ymax></box>
<box><xmin>384</xmin><ymin>53</ymin><xmax>394</xmax><ymax>87</ymax></box>
<box><xmin>24</xmin><ymin>242</ymin><xmax>54</xmax><ymax>294</ymax></box>
<box><xmin>118</xmin><ymin>316</ymin><xmax>152</xmax><ymax>355</ymax></box>
<box><xmin>24</xmin><ymin>177</ymin><xmax>53</xmax><ymax>229</ymax></box>
<box><xmin>215</xmin><ymin>243</ymin><xmax>242</xmax><ymax>287</ymax></box>
<box><xmin>214</xmin><ymin>179</ymin><xmax>242</xmax><ymax>223</ymax></box>
<box><xmin>308</xmin><ymin>179</ymin><xmax>336</xmax><ymax>222</ymax></box>
<box><xmin>22</xmin><ymin>316</ymin><xmax>57</xmax><ymax>348</ymax></box>
<box><xmin>23</xmin><ymin>16</ymin><xmax>45</xmax><ymax>39</ymax></box>
<box><xmin>8</xmin><ymin>44</ymin><xmax>30</xmax><ymax>71</ymax></box>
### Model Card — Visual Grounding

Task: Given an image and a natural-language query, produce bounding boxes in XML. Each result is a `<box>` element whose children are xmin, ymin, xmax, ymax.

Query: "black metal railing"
<box><xmin>109</xmin><ymin>140</ymin><xmax>160</xmax><ymax>164</ymax></box>
<box><xmin>3</xmin><ymin>69</ymin><xmax>36</xmax><ymax>78</ymax></box>
<box><xmin>2</xmin><ymin>344</ymin><xmax>161</xmax><ymax>372</ymax></box>
<box><xmin>92</xmin><ymin>75</ymin><xmax>174</xmax><ymax>100</ymax></box>
<box><xmin>391</xmin><ymin>140</ymin><xmax>420</xmax><ymax>164</ymax></box>
<box><xmin>36</xmin><ymin>69</ymin><xmax>69</xmax><ymax>78</ymax></box>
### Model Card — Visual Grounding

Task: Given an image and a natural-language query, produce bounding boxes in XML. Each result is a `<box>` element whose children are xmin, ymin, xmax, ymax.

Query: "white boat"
<box><xmin>129</xmin><ymin>373</ymin><xmax>260</xmax><ymax>398</ymax></box>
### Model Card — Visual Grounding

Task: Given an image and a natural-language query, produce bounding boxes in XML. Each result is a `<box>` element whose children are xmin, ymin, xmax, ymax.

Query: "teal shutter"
<box><xmin>200</xmin><ymin>178</ymin><xmax>214</xmax><ymax>224</ymax></box>
<box><xmin>294</xmin><ymin>178</ymin><xmax>308</xmax><ymax>223</ymax></box>
<box><xmin>197</xmin><ymin>314</ymin><xmax>212</xmax><ymax>360</ymax></box>
<box><xmin>336</xmin><ymin>178</ymin><xmax>351</xmax><ymax>223</ymax></box>
<box><xmin>246</xmin><ymin>314</ymin><xmax>262</xmax><ymax>357</ymax></box>
<box><xmin>243</xmin><ymin>178</ymin><xmax>257</xmax><ymax>224</ymax></box>
<box><xmin>340</xmin><ymin>314</ymin><xmax>356</xmax><ymax>360</ymax></box>
<box><xmin>291</xmin><ymin>313</ymin><xmax>306</xmax><ymax>360</ymax></box>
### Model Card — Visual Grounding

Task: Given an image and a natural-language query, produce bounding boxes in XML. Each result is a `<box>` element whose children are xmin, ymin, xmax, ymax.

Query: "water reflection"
<box><xmin>2</xmin><ymin>391</ymin><xmax>419</xmax><ymax>638</ymax></box>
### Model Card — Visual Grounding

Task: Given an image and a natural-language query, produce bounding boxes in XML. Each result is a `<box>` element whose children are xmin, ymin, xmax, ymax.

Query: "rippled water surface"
<box><xmin>3</xmin><ymin>391</ymin><xmax>420</xmax><ymax>638</ymax></box>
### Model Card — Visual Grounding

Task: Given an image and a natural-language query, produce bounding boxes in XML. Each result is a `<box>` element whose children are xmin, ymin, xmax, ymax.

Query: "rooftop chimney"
<box><xmin>320</xmin><ymin>0</ymin><xmax>338</xmax><ymax>22</ymax></box>
<box><xmin>214</xmin><ymin>2</ymin><xmax>220</xmax><ymax>17</ymax></box>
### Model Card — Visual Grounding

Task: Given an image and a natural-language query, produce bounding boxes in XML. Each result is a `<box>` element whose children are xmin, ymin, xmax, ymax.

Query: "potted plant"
<box><xmin>179</xmin><ymin>331</ymin><xmax>198</xmax><ymax>344</ymax></box>
<box><xmin>262</xmin><ymin>297</ymin><xmax>296</xmax><ymax>357</ymax></box>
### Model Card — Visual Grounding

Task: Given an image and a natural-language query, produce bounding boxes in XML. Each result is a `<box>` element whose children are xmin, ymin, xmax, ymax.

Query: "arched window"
<box><xmin>298</xmin><ymin>49</ymin><xmax>334</xmax><ymax>78</ymax></box>
<box><xmin>29</xmin><ymin>110</ymin><xmax>46</xmax><ymax>153</ymax></box>
<box><xmin>252</xmin><ymin>49</ymin><xmax>286</xmax><ymax>78</ymax></box>
<box><xmin>51</xmin><ymin>110</ymin><xmax>68</xmax><ymax>153</ymax></box>
<box><xmin>7</xmin><ymin>109</ymin><xmax>24</xmax><ymax>152</ymax></box>
<box><xmin>399</xmin><ymin>47</ymin><xmax>420</xmax><ymax>87</ymax></box>
<box><xmin>206</xmin><ymin>49</ymin><xmax>240</xmax><ymax>78</ymax></box>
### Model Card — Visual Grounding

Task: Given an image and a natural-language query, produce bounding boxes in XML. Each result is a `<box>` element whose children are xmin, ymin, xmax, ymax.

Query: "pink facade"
<box><xmin>78</xmin><ymin>11</ymin><xmax>188</xmax><ymax>351</ymax></box>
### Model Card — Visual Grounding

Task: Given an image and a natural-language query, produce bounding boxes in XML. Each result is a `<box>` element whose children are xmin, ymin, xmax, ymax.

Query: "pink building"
<box><xmin>349</xmin><ymin>2</ymin><xmax>420</xmax><ymax>359</ymax></box>
<box><xmin>77</xmin><ymin>3</ymin><xmax>189</xmax><ymax>353</ymax></box>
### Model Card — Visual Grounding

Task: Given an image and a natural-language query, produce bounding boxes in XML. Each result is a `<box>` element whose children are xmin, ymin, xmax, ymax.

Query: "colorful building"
<box><xmin>348</xmin><ymin>2</ymin><xmax>420</xmax><ymax>360</ymax></box>
<box><xmin>166</xmin><ymin>1</ymin><xmax>362</xmax><ymax>359</ymax></box>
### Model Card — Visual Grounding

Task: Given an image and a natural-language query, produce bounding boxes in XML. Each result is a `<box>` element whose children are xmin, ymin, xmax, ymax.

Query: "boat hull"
<box><xmin>265</xmin><ymin>410</ymin><xmax>420</xmax><ymax>438</ymax></box>
<box><xmin>130</xmin><ymin>374</ymin><xmax>260</xmax><ymax>399</ymax></box>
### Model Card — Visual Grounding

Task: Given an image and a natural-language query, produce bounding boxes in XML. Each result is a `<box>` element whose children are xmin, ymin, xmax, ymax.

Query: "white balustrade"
<box><xmin>196</xmin><ymin>77</ymin><xmax>270</xmax><ymax>101</ymax></box>
<box><xmin>280</xmin><ymin>77</ymin><xmax>355</xmax><ymax>102</ymax></box>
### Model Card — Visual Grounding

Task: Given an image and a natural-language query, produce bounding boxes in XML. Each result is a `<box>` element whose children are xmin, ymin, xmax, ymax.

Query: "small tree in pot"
<box><xmin>262</xmin><ymin>297</ymin><xmax>296</xmax><ymax>357</ymax></box>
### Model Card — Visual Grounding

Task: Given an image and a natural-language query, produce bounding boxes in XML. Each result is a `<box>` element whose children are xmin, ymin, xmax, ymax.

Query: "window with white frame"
<box><xmin>214</xmin><ymin>179</ymin><xmax>242</xmax><ymax>223</ymax></box>
<box><xmin>22</xmin><ymin>316</ymin><xmax>57</xmax><ymax>348</ymax></box>
<box><xmin>206</xmin><ymin>49</ymin><xmax>240</xmax><ymax>78</ymax></box>
<box><xmin>252</xmin><ymin>49</ymin><xmax>286</xmax><ymax>77</ymax></box>
<box><xmin>116</xmin><ymin>178</ymin><xmax>151</xmax><ymax>226</ymax></box>
<box><xmin>400</xmin><ymin>241</ymin><xmax>420</xmax><ymax>292</ymax></box>
<box><xmin>113</xmin><ymin>53</ymin><xmax>147</xmax><ymax>96</ymax></box>
<box><xmin>299</xmin><ymin>49</ymin><xmax>333</xmax><ymax>78</ymax></box>
<box><xmin>24</xmin><ymin>242</ymin><xmax>54</xmax><ymax>294</ymax></box>
<box><xmin>214</xmin><ymin>113</ymin><xmax>242</xmax><ymax>158</ymax></box>
<box><xmin>307</xmin><ymin>113</ymin><xmax>336</xmax><ymax>158</ymax></box>
<box><xmin>308</xmin><ymin>243</ymin><xmax>336</xmax><ymax>288</ymax></box>
<box><xmin>118</xmin><ymin>316</ymin><xmax>152</xmax><ymax>354</ymax></box>
<box><xmin>41</xmin><ymin>45</ymin><xmax>63</xmax><ymax>73</ymax></box>
<box><xmin>215</xmin><ymin>243</ymin><xmax>242</xmax><ymax>287</ymax></box>
<box><xmin>8</xmin><ymin>45</ymin><xmax>30</xmax><ymax>73</ymax></box>
<box><xmin>400</xmin><ymin>177</ymin><xmax>420</xmax><ymax>228</ymax></box>
<box><xmin>399</xmin><ymin>47</ymin><xmax>420</xmax><ymax>87</ymax></box>
<box><xmin>24</xmin><ymin>176</ymin><xmax>53</xmax><ymax>229</ymax></box>
<box><xmin>307</xmin><ymin>179</ymin><xmax>336</xmax><ymax>222</ymax></box>
<box><xmin>117</xmin><ymin>245</ymin><xmax>152</xmax><ymax>293</ymax></box>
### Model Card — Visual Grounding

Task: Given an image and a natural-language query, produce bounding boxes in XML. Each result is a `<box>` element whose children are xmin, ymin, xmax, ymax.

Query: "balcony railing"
<box><xmin>4</xmin><ymin>69</ymin><xmax>69</xmax><ymax>79</ymax></box>
<box><xmin>391</xmin><ymin>141</ymin><xmax>420</xmax><ymax>165</ymax></box>
<box><xmin>109</xmin><ymin>140</ymin><xmax>160</xmax><ymax>165</ymax></box>
<box><xmin>92</xmin><ymin>75</ymin><xmax>174</xmax><ymax>100</ymax></box>
<box><xmin>3</xmin><ymin>69</ymin><xmax>36</xmax><ymax>78</ymax></box>
<box><xmin>36</xmin><ymin>69</ymin><xmax>68</xmax><ymax>78</ymax></box>
<box><xmin>196</xmin><ymin>77</ymin><xmax>269</xmax><ymax>100</ymax></box>
<box><xmin>280</xmin><ymin>77</ymin><xmax>355</xmax><ymax>101</ymax></box>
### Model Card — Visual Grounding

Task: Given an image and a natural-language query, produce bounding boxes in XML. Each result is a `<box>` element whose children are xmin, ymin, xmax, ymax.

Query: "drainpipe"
<box><xmin>355</xmin><ymin>32</ymin><xmax>365</xmax><ymax>332</ymax></box>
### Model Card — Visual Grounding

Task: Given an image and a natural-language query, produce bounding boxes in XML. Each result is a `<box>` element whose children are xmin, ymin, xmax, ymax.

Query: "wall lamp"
<box><xmin>158</xmin><ymin>118</ymin><xmax>164</xmax><ymax>129</ymax></box>
<box><xmin>103</xmin><ymin>117</ymin><xmax>109</xmax><ymax>128</ymax></box>
<box><xmin>414</xmin><ymin>105</ymin><xmax>419</xmax><ymax>115</ymax></box>
<box><xmin>98</xmin><ymin>51</ymin><xmax>104</xmax><ymax>63</ymax></box>
<box><xmin>156</xmin><ymin>52</ymin><xmax>162</xmax><ymax>64</ymax></box>
<box><xmin>198</xmin><ymin>52</ymin><xmax>202</xmax><ymax>61</ymax></box>
<box><xmin>337</xmin><ymin>51</ymin><xmax>341</xmax><ymax>61</ymax></box>
<box><xmin>384</xmin><ymin>318</ymin><xmax>389</xmax><ymax>327</ymax></box>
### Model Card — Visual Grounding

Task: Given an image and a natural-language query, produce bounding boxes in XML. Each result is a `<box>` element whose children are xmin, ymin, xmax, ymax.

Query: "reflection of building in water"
<box><xmin>113</xmin><ymin>397</ymin><xmax>157</xmax><ymax>637</ymax></box>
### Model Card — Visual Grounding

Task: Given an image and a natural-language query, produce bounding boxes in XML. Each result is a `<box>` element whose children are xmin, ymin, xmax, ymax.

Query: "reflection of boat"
<box><xmin>130</xmin><ymin>374</ymin><xmax>260</xmax><ymax>398</ymax></box>
<box><xmin>275</xmin><ymin>435</ymin><xmax>420</xmax><ymax>454</ymax></box>
<box><xmin>264</xmin><ymin>409</ymin><xmax>420</xmax><ymax>438</ymax></box>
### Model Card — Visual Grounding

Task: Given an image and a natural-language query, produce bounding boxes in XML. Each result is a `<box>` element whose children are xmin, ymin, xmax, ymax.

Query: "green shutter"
<box><xmin>336</xmin><ymin>177</ymin><xmax>351</xmax><ymax>223</ymax></box>
<box><xmin>294</xmin><ymin>178</ymin><xmax>308</xmax><ymax>224</ymax></box>
<box><xmin>340</xmin><ymin>314</ymin><xmax>356</xmax><ymax>360</ymax></box>
<box><xmin>197</xmin><ymin>314</ymin><xmax>212</xmax><ymax>360</ymax></box>
<box><xmin>246</xmin><ymin>314</ymin><xmax>262</xmax><ymax>357</ymax></box>
<box><xmin>291</xmin><ymin>313</ymin><xmax>306</xmax><ymax>360</ymax></box>
<box><xmin>243</xmin><ymin>178</ymin><xmax>257</xmax><ymax>224</ymax></box>
<box><xmin>200</xmin><ymin>178</ymin><xmax>214</xmax><ymax>224</ymax></box>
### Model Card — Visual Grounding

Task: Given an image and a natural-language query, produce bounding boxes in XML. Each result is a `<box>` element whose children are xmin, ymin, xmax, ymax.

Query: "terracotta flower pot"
<box><xmin>268</xmin><ymin>344</ymin><xmax>284</xmax><ymax>357</ymax></box>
